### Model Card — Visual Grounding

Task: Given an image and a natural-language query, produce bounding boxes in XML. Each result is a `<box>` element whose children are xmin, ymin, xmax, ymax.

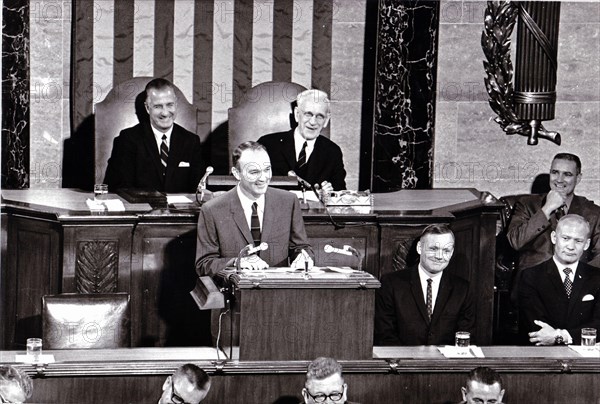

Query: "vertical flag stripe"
<box><xmin>291</xmin><ymin>0</ymin><xmax>313</xmax><ymax>88</ymax></box>
<box><xmin>212</xmin><ymin>0</ymin><xmax>235</xmax><ymax>131</ymax></box>
<box><xmin>312</xmin><ymin>0</ymin><xmax>332</xmax><ymax>95</ymax></box>
<box><xmin>113</xmin><ymin>1</ymin><xmax>135</xmax><ymax>86</ymax></box>
<box><xmin>93</xmin><ymin>0</ymin><xmax>115</xmax><ymax>107</ymax></box>
<box><xmin>193</xmin><ymin>0</ymin><xmax>215</xmax><ymax>139</ymax></box>
<box><xmin>173</xmin><ymin>0</ymin><xmax>195</xmax><ymax>102</ymax></box>
<box><xmin>71</xmin><ymin>0</ymin><xmax>94</xmax><ymax>128</ymax></box>
<box><xmin>233</xmin><ymin>0</ymin><xmax>254</xmax><ymax>105</ymax></box>
<box><xmin>273</xmin><ymin>0</ymin><xmax>294</xmax><ymax>82</ymax></box>
<box><xmin>252</xmin><ymin>0</ymin><xmax>274</xmax><ymax>86</ymax></box>
<box><xmin>153</xmin><ymin>0</ymin><xmax>175</xmax><ymax>81</ymax></box>
<box><xmin>133</xmin><ymin>0</ymin><xmax>155</xmax><ymax>77</ymax></box>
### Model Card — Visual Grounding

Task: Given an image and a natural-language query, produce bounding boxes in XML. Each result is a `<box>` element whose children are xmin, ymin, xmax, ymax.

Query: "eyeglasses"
<box><xmin>298</xmin><ymin>109</ymin><xmax>327</xmax><ymax>124</ymax></box>
<box><xmin>170</xmin><ymin>378</ymin><xmax>191</xmax><ymax>404</ymax></box>
<box><xmin>304</xmin><ymin>387</ymin><xmax>344</xmax><ymax>403</ymax></box>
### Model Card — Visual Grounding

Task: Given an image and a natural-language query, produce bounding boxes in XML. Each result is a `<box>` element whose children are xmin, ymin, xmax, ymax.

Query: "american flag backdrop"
<box><xmin>71</xmin><ymin>0</ymin><xmax>336</xmax><ymax>143</ymax></box>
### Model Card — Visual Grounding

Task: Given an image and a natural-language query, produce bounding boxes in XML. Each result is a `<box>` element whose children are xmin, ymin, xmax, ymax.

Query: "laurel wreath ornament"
<box><xmin>481</xmin><ymin>1</ymin><xmax>561</xmax><ymax>145</ymax></box>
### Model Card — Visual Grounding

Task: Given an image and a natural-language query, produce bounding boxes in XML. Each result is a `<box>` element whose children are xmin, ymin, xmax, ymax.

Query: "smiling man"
<box><xmin>258</xmin><ymin>89</ymin><xmax>346</xmax><ymax>192</ymax></box>
<box><xmin>195</xmin><ymin>141</ymin><xmax>313</xmax><ymax>276</ymax></box>
<box><xmin>507</xmin><ymin>153</ymin><xmax>600</xmax><ymax>270</ymax></box>
<box><xmin>104</xmin><ymin>78</ymin><xmax>207</xmax><ymax>193</ymax></box>
<box><xmin>519</xmin><ymin>214</ymin><xmax>600</xmax><ymax>346</ymax></box>
<box><xmin>375</xmin><ymin>224</ymin><xmax>474</xmax><ymax>345</ymax></box>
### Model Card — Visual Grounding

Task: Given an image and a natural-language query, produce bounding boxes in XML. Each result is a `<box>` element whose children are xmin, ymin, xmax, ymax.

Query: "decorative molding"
<box><xmin>75</xmin><ymin>241</ymin><xmax>118</xmax><ymax>293</ymax></box>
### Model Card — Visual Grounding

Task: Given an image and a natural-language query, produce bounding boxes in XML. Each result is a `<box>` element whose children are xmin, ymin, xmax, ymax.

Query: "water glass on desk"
<box><xmin>26</xmin><ymin>338</ymin><xmax>42</xmax><ymax>362</ymax></box>
<box><xmin>581</xmin><ymin>328</ymin><xmax>596</xmax><ymax>347</ymax></box>
<box><xmin>455</xmin><ymin>331</ymin><xmax>470</xmax><ymax>353</ymax></box>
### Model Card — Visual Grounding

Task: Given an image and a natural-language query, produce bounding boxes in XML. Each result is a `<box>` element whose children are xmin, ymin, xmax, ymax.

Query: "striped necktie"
<box><xmin>426</xmin><ymin>278</ymin><xmax>433</xmax><ymax>319</ymax></box>
<box><xmin>297</xmin><ymin>141</ymin><xmax>308</xmax><ymax>169</ymax></box>
<box><xmin>563</xmin><ymin>268</ymin><xmax>573</xmax><ymax>298</ymax></box>
<box><xmin>251</xmin><ymin>202</ymin><xmax>261</xmax><ymax>247</ymax></box>
<box><xmin>160</xmin><ymin>134</ymin><xmax>169</xmax><ymax>173</ymax></box>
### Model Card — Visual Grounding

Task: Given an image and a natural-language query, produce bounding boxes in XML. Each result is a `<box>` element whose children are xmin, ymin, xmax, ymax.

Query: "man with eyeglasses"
<box><xmin>301</xmin><ymin>357</ymin><xmax>360</xmax><ymax>404</ymax></box>
<box><xmin>0</xmin><ymin>365</ymin><xmax>32</xmax><ymax>403</ymax></box>
<box><xmin>158</xmin><ymin>364</ymin><xmax>211</xmax><ymax>404</ymax></box>
<box><xmin>258</xmin><ymin>89</ymin><xmax>347</xmax><ymax>192</ymax></box>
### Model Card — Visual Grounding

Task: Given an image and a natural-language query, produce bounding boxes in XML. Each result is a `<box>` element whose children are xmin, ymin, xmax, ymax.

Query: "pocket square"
<box><xmin>178</xmin><ymin>161</ymin><xmax>190</xmax><ymax>167</ymax></box>
<box><xmin>582</xmin><ymin>294</ymin><xmax>595</xmax><ymax>302</ymax></box>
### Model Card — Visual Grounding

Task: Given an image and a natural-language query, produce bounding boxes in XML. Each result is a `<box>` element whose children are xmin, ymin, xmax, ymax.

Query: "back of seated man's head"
<box><xmin>0</xmin><ymin>365</ymin><xmax>33</xmax><ymax>403</ymax></box>
<box><xmin>303</xmin><ymin>357</ymin><xmax>347</xmax><ymax>404</ymax></box>
<box><xmin>461</xmin><ymin>366</ymin><xmax>504</xmax><ymax>404</ymax></box>
<box><xmin>158</xmin><ymin>363</ymin><xmax>211</xmax><ymax>404</ymax></box>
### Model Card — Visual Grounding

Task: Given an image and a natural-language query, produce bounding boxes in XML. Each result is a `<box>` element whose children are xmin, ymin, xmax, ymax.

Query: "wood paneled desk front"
<box><xmin>0</xmin><ymin>188</ymin><xmax>501</xmax><ymax>349</ymax></box>
<box><xmin>1</xmin><ymin>346</ymin><xmax>598</xmax><ymax>404</ymax></box>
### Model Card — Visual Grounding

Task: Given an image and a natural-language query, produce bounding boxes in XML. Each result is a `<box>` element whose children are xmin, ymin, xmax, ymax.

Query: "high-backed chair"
<box><xmin>42</xmin><ymin>293</ymin><xmax>131</xmax><ymax>349</ymax></box>
<box><xmin>227</xmin><ymin>81</ymin><xmax>308</xmax><ymax>168</ymax></box>
<box><xmin>94</xmin><ymin>77</ymin><xmax>200</xmax><ymax>184</ymax></box>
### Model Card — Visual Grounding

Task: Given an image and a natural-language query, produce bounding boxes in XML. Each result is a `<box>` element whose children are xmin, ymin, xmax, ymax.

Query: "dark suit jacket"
<box><xmin>195</xmin><ymin>187</ymin><xmax>313</xmax><ymax>277</ymax></box>
<box><xmin>519</xmin><ymin>259</ymin><xmax>600</xmax><ymax>344</ymax></box>
<box><xmin>506</xmin><ymin>194</ymin><xmax>600</xmax><ymax>269</ymax></box>
<box><xmin>104</xmin><ymin>122</ymin><xmax>206</xmax><ymax>193</ymax></box>
<box><xmin>374</xmin><ymin>266</ymin><xmax>475</xmax><ymax>345</ymax></box>
<box><xmin>258</xmin><ymin>130</ymin><xmax>347</xmax><ymax>190</ymax></box>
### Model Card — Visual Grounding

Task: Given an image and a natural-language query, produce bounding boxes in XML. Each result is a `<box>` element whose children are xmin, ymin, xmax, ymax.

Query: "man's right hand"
<box><xmin>238</xmin><ymin>254</ymin><xmax>269</xmax><ymax>270</ymax></box>
<box><xmin>542</xmin><ymin>190</ymin><xmax>567</xmax><ymax>218</ymax></box>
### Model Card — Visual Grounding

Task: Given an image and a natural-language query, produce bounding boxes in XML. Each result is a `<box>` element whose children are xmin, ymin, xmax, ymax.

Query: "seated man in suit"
<box><xmin>195</xmin><ymin>141</ymin><xmax>313</xmax><ymax>277</ymax></box>
<box><xmin>158</xmin><ymin>363</ymin><xmax>211</xmax><ymax>404</ymax></box>
<box><xmin>507</xmin><ymin>153</ymin><xmax>600</xmax><ymax>270</ymax></box>
<box><xmin>0</xmin><ymin>365</ymin><xmax>33</xmax><ymax>403</ymax></box>
<box><xmin>458</xmin><ymin>366</ymin><xmax>505</xmax><ymax>404</ymax></box>
<box><xmin>519</xmin><ymin>214</ymin><xmax>600</xmax><ymax>345</ymax></box>
<box><xmin>258</xmin><ymin>89</ymin><xmax>346</xmax><ymax>192</ymax></box>
<box><xmin>375</xmin><ymin>224</ymin><xmax>475</xmax><ymax>345</ymax></box>
<box><xmin>302</xmin><ymin>357</ymin><xmax>359</xmax><ymax>404</ymax></box>
<box><xmin>104</xmin><ymin>78</ymin><xmax>207</xmax><ymax>193</ymax></box>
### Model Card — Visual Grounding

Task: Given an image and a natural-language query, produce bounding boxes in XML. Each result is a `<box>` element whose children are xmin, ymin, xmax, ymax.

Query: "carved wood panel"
<box><xmin>75</xmin><ymin>241</ymin><xmax>118</xmax><ymax>293</ymax></box>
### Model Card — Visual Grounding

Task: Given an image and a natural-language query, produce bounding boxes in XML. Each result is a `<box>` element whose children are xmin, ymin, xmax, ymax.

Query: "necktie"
<box><xmin>160</xmin><ymin>134</ymin><xmax>169</xmax><ymax>173</ymax></box>
<box><xmin>426</xmin><ymin>278</ymin><xmax>433</xmax><ymax>320</ymax></box>
<box><xmin>297</xmin><ymin>141</ymin><xmax>308</xmax><ymax>169</ymax></box>
<box><xmin>556</xmin><ymin>205</ymin><xmax>566</xmax><ymax>220</ymax></box>
<box><xmin>251</xmin><ymin>202</ymin><xmax>261</xmax><ymax>247</ymax></box>
<box><xmin>563</xmin><ymin>268</ymin><xmax>573</xmax><ymax>298</ymax></box>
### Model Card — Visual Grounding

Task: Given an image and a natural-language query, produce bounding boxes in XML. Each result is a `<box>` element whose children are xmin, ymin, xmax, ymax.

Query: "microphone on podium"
<box><xmin>324</xmin><ymin>244</ymin><xmax>363</xmax><ymax>271</ymax></box>
<box><xmin>287</xmin><ymin>170</ymin><xmax>313</xmax><ymax>190</ymax></box>
<box><xmin>236</xmin><ymin>242</ymin><xmax>269</xmax><ymax>272</ymax></box>
<box><xmin>196</xmin><ymin>166</ymin><xmax>214</xmax><ymax>204</ymax></box>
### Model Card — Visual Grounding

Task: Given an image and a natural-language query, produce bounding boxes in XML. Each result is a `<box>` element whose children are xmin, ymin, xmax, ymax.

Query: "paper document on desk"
<box><xmin>15</xmin><ymin>354</ymin><xmax>56</xmax><ymax>364</ymax></box>
<box><xmin>438</xmin><ymin>345</ymin><xmax>485</xmax><ymax>358</ymax></box>
<box><xmin>86</xmin><ymin>198</ymin><xmax>125</xmax><ymax>211</ymax></box>
<box><xmin>167</xmin><ymin>195</ymin><xmax>193</xmax><ymax>204</ymax></box>
<box><xmin>289</xmin><ymin>190</ymin><xmax>320</xmax><ymax>202</ymax></box>
<box><xmin>569</xmin><ymin>345</ymin><xmax>600</xmax><ymax>358</ymax></box>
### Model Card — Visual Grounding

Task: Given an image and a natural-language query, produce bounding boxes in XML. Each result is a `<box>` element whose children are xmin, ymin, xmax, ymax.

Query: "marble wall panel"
<box><xmin>2</xmin><ymin>1</ymin><xmax>29</xmax><ymax>188</ymax></box>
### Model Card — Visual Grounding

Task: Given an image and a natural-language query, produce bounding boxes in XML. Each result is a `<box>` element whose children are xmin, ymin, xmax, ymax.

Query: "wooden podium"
<box><xmin>215</xmin><ymin>268</ymin><xmax>380</xmax><ymax>360</ymax></box>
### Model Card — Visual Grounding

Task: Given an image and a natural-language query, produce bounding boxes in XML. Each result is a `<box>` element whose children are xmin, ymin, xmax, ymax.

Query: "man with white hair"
<box><xmin>258</xmin><ymin>89</ymin><xmax>347</xmax><ymax>192</ymax></box>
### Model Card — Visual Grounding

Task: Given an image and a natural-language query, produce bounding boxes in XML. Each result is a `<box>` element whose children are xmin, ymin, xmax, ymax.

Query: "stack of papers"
<box><xmin>438</xmin><ymin>345</ymin><xmax>485</xmax><ymax>358</ymax></box>
<box><xmin>86</xmin><ymin>198</ymin><xmax>125</xmax><ymax>212</ymax></box>
<box><xmin>569</xmin><ymin>345</ymin><xmax>600</xmax><ymax>358</ymax></box>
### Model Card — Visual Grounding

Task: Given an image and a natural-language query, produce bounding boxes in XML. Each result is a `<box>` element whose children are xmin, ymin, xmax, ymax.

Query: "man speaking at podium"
<box><xmin>195</xmin><ymin>141</ymin><xmax>313</xmax><ymax>277</ymax></box>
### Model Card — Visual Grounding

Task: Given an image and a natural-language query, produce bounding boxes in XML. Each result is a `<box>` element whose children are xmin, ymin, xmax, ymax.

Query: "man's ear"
<box><xmin>499</xmin><ymin>389</ymin><xmax>505</xmax><ymax>401</ymax></box>
<box><xmin>416</xmin><ymin>240</ymin><xmax>422</xmax><ymax>255</ymax></box>
<box><xmin>461</xmin><ymin>386</ymin><xmax>467</xmax><ymax>401</ymax></box>
<box><xmin>162</xmin><ymin>375</ymin><xmax>171</xmax><ymax>392</ymax></box>
<box><xmin>232</xmin><ymin>166</ymin><xmax>240</xmax><ymax>181</ymax></box>
<box><xmin>322</xmin><ymin>114</ymin><xmax>331</xmax><ymax>128</ymax></box>
<box><xmin>551</xmin><ymin>230</ymin><xmax>557</xmax><ymax>245</ymax></box>
<box><xmin>576</xmin><ymin>172</ymin><xmax>582</xmax><ymax>185</ymax></box>
<box><xmin>144</xmin><ymin>102</ymin><xmax>150</xmax><ymax>114</ymax></box>
<box><xmin>301</xmin><ymin>387</ymin><xmax>309</xmax><ymax>402</ymax></box>
<box><xmin>584</xmin><ymin>238</ymin><xmax>591</xmax><ymax>251</ymax></box>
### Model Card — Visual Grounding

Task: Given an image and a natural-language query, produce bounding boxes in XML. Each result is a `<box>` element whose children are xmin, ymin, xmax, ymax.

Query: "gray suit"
<box><xmin>195</xmin><ymin>187</ymin><xmax>313</xmax><ymax>277</ymax></box>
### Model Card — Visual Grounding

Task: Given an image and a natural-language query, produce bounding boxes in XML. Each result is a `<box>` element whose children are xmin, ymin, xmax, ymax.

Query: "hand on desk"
<box><xmin>319</xmin><ymin>181</ymin><xmax>334</xmax><ymax>195</ymax></box>
<box><xmin>290</xmin><ymin>249</ymin><xmax>314</xmax><ymax>270</ymax></box>
<box><xmin>529</xmin><ymin>320</ymin><xmax>569</xmax><ymax>346</ymax></box>
<box><xmin>238</xmin><ymin>255</ymin><xmax>269</xmax><ymax>270</ymax></box>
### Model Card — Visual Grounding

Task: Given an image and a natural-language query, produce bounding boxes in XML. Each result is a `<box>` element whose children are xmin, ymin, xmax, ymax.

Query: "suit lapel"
<box><xmin>410</xmin><ymin>269</ymin><xmax>430</xmax><ymax>324</ymax></box>
<box><xmin>304</xmin><ymin>136</ymin><xmax>324</xmax><ymax>185</ymax></box>
<box><xmin>261</xmin><ymin>189</ymin><xmax>274</xmax><ymax>244</ymax></box>
<box><xmin>164</xmin><ymin>126</ymin><xmax>182</xmax><ymax>185</ymax></box>
<box><xmin>546</xmin><ymin>260</ymin><xmax>569</xmax><ymax>299</ymax></box>
<box><xmin>282</xmin><ymin>131</ymin><xmax>297</xmax><ymax>173</ymax></box>
<box><xmin>229</xmin><ymin>190</ymin><xmax>253</xmax><ymax>245</ymax></box>
<box><xmin>431</xmin><ymin>273</ymin><xmax>453</xmax><ymax>323</ymax></box>
<box><xmin>568</xmin><ymin>264</ymin><xmax>587</xmax><ymax>315</ymax></box>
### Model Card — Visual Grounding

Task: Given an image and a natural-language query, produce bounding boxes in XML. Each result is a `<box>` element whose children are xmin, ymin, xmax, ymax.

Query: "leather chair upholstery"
<box><xmin>94</xmin><ymin>77</ymin><xmax>201</xmax><ymax>185</ymax></box>
<box><xmin>42</xmin><ymin>293</ymin><xmax>131</xmax><ymax>349</ymax></box>
<box><xmin>227</xmin><ymin>81</ymin><xmax>308</xmax><ymax>168</ymax></box>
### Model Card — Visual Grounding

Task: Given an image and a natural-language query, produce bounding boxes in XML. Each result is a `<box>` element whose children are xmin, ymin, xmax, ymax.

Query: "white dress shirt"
<box><xmin>236</xmin><ymin>185</ymin><xmax>265</xmax><ymax>230</ymax></box>
<box><xmin>151</xmin><ymin>125</ymin><xmax>173</xmax><ymax>153</ymax></box>
<box><xmin>553</xmin><ymin>257</ymin><xmax>578</xmax><ymax>284</ymax></box>
<box><xmin>418</xmin><ymin>265</ymin><xmax>443</xmax><ymax>311</ymax></box>
<box><xmin>293</xmin><ymin>129</ymin><xmax>316</xmax><ymax>162</ymax></box>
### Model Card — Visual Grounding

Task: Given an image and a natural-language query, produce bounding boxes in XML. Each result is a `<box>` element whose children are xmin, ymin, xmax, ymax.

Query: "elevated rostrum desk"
<box><xmin>215</xmin><ymin>268</ymin><xmax>380</xmax><ymax>360</ymax></box>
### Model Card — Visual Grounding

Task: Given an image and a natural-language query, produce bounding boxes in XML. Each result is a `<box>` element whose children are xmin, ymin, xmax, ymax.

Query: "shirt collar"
<box><xmin>236</xmin><ymin>185</ymin><xmax>265</xmax><ymax>209</ymax></box>
<box><xmin>553</xmin><ymin>256</ymin><xmax>579</xmax><ymax>277</ymax></box>
<box><xmin>293</xmin><ymin>129</ymin><xmax>317</xmax><ymax>158</ymax></box>
<box><xmin>418</xmin><ymin>264</ymin><xmax>443</xmax><ymax>282</ymax></box>
<box><xmin>151</xmin><ymin>125</ymin><xmax>173</xmax><ymax>144</ymax></box>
